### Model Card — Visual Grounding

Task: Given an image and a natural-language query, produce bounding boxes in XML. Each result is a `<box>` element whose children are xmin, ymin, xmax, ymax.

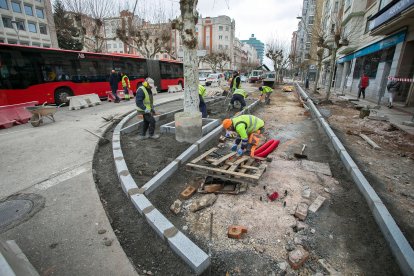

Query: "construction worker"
<box><xmin>121</xmin><ymin>72</ymin><xmax>130</xmax><ymax>100</ymax></box>
<box><xmin>199</xmin><ymin>84</ymin><xmax>208</xmax><ymax>118</ymax></box>
<box><xmin>230</xmin><ymin>71</ymin><xmax>241</xmax><ymax>92</ymax></box>
<box><xmin>259</xmin><ymin>86</ymin><xmax>273</xmax><ymax>105</ymax></box>
<box><xmin>222</xmin><ymin>114</ymin><xmax>265</xmax><ymax>156</ymax></box>
<box><xmin>135</xmin><ymin>78</ymin><xmax>159</xmax><ymax>140</ymax></box>
<box><xmin>229</xmin><ymin>88</ymin><xmax>247</xmax><ymax>111</ymax></box>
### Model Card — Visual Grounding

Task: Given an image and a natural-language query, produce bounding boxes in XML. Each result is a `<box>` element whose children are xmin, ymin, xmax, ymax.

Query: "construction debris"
<box><xmin>190</xmin><ymin>194</ymin><xmax>217</xmax><ymax>212</ymax></box>
<box><xmin>288</xmin><ymin>245</ymin><xmax>309</xmax><ymax>270</ymax></box>
<box><xmin>309</xmin><ymin>195</ymin><xmax>326</xmax><ymax>213</ymax></box>
<box><xmin>359</xmin><ymin>133</ymin><xmax>381</xmax><ymax>149</ymax></box>
<box><xmin>227</xmin><ymin>225</ymin><xmax>247</xmax><ymax>239</ymax></box>
<box><xmin>170</xmin><ymin>199</ymin><xmax>182</xmax><ymax>215</ymax></box>
<box><xmin>294</xmin><ymin>202</ymin><xmax>309</xmax><ymax>221</ymax></box>
<box><xmin>318</xmin><ymin>259</ymin><xmax>340</xmax><ymax>275</ymax></box>
<box><xmin>180</xmin><ymin>186</ymin><xmax>197</xmax><ymax>200</ymax></box>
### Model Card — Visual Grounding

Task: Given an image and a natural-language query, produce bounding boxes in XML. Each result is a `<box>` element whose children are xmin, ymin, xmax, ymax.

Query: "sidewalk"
<box><xmin>0</xmin><ymin>93</ymin><xmax>182</xmax><ymax>275</ymax></box>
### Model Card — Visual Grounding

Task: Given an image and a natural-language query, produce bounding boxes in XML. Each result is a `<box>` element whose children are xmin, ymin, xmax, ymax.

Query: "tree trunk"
<box><xmin>183</xmin><ymin>47</ymin><xmax>199</xmax><ymax>112</ymax></box>
<box><xmin>325</xmin><ymin>47</ymin><xmax>337</xmax><ymax>100</ymax></box>
<box><xmin>313</xmin><ymin>60</ymin><xmax>322</xmax><ymax>94</ymax></box>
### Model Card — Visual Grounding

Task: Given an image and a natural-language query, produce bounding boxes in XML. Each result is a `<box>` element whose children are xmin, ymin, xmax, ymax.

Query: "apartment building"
<box><xmin>0</xmin><ymin>0</ymin><xmax>57</xmax><ymax>47</ymax></box>
<box><xmin>241</xmin><ymin>34</ymin><xmax>264</xmax><ymax>64</ymax></box>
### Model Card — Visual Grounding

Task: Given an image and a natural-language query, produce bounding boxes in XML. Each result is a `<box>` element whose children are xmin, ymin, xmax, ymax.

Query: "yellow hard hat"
<box><xmin>222</xmin><ymin>119</ymin><xmax>232</xmax><ymax>129</ymax></box>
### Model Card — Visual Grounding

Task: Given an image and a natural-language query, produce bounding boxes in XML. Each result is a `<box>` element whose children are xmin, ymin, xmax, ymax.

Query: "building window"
<box><xmin>28</xmin><ymin>22</ymin><xmax>37</xmax><ymax>33</ymax></box>
<box><xmin>305</xmin><ymin>43</ymin><xmax>311</xmax><ymax>50</ymax></box>
<box><xmin>225</xmin><ymin>45</ymin><xmax>228</xmax><ymax>49</ymax></box>
<box><xmin>35</xmin><ymin>0</ymin><xmax>42</xmax><ymax>2</ymax></box>
<box><xmin>379</xmin><ymin>0</ymin><xmax>392</xmax><ymax>10</ymax></box>
<box><xmin>155</xmin><ymin>54</ymin><xmax>159</xmax><ymax>59</ymax></box>
<box><xmin>15</xmin><ymin>19</ymin><xmax>25</xmax><ymax>31</ymax></box>
<box><xmin>21</xmin><ymin>41</ymin><xmax>29</xmax><ymax>45</ymax></box>
<box><xmin>225</xmin><ymin>26</ymin><xmax>229</xmax><ymax>31</ymax></box>
<box><xmin>39</xmin><ymin>24</ymin><xmax>47</xmax><ymax>34</ymax></box>
<box><xmin>308</xmin><ymin>16</ymin><xmax>314</xmax><ymax>25</ymax></box>
<box><xmin>32</xmin><ymin>42</ymin><xmax>41</xmax><ymax>47</ymax></box>
<box><xmin>219</xmin><ymin>35</ymin><xmax>223</xmax><ymax>40</ymax></box>
<box><xmin>219</xmin><ymin>26</ymin><xmax>223</xmax><ymax>31</ymax></box>
<box><xmin>120</xmin><ymin>51</ymin><xmax>123</xmax><ymax>53</ymax></box>
<box><xmin>225</xmin><ymin>36</ymin><xmax>228</xmax><ymax>40</ymax></box>
<box><xmin>107</xmin><ymin>44</ymin><xmax>111</xmax><ymax>49</ymax></box>
<box><xmin>36</xmin><ymin>7</ymin><xmax>44</xmax><ymax>18</ymax></box>
<box><xmin>8</xmin><ymin>39</ymin><xmax>17</xmax><ymax>44</ymax></box>
<box><xmin>43</xmin><ymin>44</ymin><xmax>50</xmax><ymax>48</ymax></box>
<box><xmin>24</xmin><ymin>4</ymin><xmax>33</xmax><ymax>16</ymax></box>
<box><xmin>364</xmin><ymin>16</ymin><xmax>371</xmax><ymax>33</ymax></box>
<box><xmin>11</xmin><ymin>1</ymin><xmax>22</xmax><ymax>13</ymax></box>
<box><xmin>2</xmin><ymin>16</ymin><xmax>13</xmax><ymax>28</ymax></box>
<box><xmin>218</xmin><ymin>44</ymin><xmax>223</xmax><ymax>49</ymax></box>
<box><xmin>119</xmin><ymin>43</ymin><xmax>123</xmax><ymax>48</ymax></box>
<box><xmin>0</xmin><ymin>0</ymin><xmax>8</xmax><ymax>9</ymax></box>
<box><xmin>163</xmin><ymin>54</ymin><xmax>168</xmax><ymax>58</ymax></box>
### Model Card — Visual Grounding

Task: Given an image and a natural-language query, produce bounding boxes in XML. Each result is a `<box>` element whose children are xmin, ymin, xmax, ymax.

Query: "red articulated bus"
<box><xmin>0</xmin><ymin>44</ymin><xmax>184</xmax><ymax>106</ymax></box>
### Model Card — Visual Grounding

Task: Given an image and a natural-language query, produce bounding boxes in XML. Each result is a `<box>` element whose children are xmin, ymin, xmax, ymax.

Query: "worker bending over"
<box><xmin>136</xmin><ymin>78</ymin><xmax>159</xmax><ymax>140</ymax></box>
<box><xmin>222</xmin><ymin>114</ymin><xmax>265</xmax><ymax>156</ymax></box>
<box><xmin>121</xmin><ymin>72</ymin><xmax>130</xmax><ymax>100</ymax></box>
<box><xmin>230</xmin><ymin>71</ymin><xmax>241</xmax><ymax>92</ymax></box>
<box><xmin>199</xmin><ymin>84</ymin><xmax>208</xmax><ymax>118</ymax></box>
<box><xmin>259</xmin><ymin>86</ymin><xmax>273</xmax><ymax>105</ymax></box>
<box><xmin>229</xmin><ymin>88</ymin><xmax>247</xmax><ymax>111</ymax></box>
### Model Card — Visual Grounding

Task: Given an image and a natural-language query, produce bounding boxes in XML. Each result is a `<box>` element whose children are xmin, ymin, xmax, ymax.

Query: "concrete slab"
<box><xmin>145</xmin><ymin>209</ymin><xmax>175</xmax><ymax>240</ymax></box>
<box><xmin>175</xmin><ymin>144</ymin><xmax>199</xmax><ymax>165</ymax></box>
<box><xmin>339</xmin><ymin>150</ymin><xmax>359</xmax><ymax>172</ymax></box>
<box><xmin>130</xmin><ymin>194</ymin><xmax>152</xmax><ymax>215</ymax></box>
<box><xmin>142</xmin><ymin>161</ymin><xmax>179</xmax><ymax>195</ymax></box>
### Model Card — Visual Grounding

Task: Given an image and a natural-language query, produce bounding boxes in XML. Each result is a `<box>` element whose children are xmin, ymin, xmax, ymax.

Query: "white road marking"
<box><xmin>34</xmin><ymin>163</ymin><xmax>91</xmax><ymax>190</ymax></box>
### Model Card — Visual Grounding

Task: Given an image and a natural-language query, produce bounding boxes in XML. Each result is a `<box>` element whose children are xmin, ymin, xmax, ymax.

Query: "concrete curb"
<box><xmin>111</xmin><ymin>98</ymin><xmax>261</xmax><ymax>274</ymax></box>
<box><xmin>295</xmin><ymin>83</ymin><xmax>414</xmax><ymax>276</ymax></box>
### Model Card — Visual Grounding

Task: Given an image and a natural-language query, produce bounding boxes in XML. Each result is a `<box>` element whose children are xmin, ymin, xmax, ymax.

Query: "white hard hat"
<box><xmin>145</xmin><ymin>77</ymin><xmax>155</xmax><ymax>87</ymax></box>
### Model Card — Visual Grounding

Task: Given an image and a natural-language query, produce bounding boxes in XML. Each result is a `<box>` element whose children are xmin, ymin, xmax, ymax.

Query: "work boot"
<box><xmin>149</xmin><ymin>134</ymin><xmax>160</xmax><ymax>139</ymax></box>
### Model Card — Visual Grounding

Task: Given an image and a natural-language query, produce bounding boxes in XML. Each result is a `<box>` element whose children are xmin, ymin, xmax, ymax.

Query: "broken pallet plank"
<box><xmin>187</xmin><ymin>163</ymin><xmax>260</xmax><ymax>180</ymax></box>
<box><xmin>228</xmin><ymin>156</ymin><xmax>250</xmax><ymax>171</ymax></box>
<box><xmin>211</xmin><ymin>152</ymin><xmax>237</xmax><ymax>166</ymax></box>
<box><xmin>359</xmin><ymin>133</ymin><xmax>380</xmax><ymax>149</ymax></box>
<box><xmin>190</xmin><ymin>147</ymin><xmax>218</xmax><ymax>164</ymax></box>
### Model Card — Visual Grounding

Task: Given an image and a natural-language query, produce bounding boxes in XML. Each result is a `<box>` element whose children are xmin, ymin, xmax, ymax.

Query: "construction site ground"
<box><xmin>94</xmin><ymin>83</ymin><xmax>402</xmax><ymax>275</ymax></box>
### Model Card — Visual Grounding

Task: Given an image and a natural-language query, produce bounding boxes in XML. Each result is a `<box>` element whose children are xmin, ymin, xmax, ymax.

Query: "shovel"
<box><xmin>294</xmin><ymin>144</ymin><xmax>307</xmax><ymax>159</ymax></box>
<box><xmin>84</xmin><ymin>128</ymin><xmax>110</xmax><ymax>145</ymax></box>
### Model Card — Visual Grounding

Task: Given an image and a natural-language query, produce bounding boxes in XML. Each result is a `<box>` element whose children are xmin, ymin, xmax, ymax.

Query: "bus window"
<box><xmin>160</xmin><ymin>62</ymin><xmax>173</xmax><ymax>79</ymax></box>
<box><xmin>0</xmin><ymin>51</ymin><xmax>36</xmax><ymax>89</ymax></box>
<box><xmin>125</xmin><ymin>60</ymin><xmax>147</xmax><ymax>80</ymax></box>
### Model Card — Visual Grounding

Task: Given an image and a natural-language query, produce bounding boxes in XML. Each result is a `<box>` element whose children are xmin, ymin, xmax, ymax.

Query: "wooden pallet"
<box><xmin>186</xmin><ymin>147</ymin><xmax>267</xmax><ymax>185</ymax></box>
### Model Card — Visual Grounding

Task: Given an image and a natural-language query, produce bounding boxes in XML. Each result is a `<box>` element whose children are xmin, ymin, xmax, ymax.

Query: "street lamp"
<box><xmin>11</xmin><ymin>20</ymin><xmax>21</xmax><ymax>44</ymax></box>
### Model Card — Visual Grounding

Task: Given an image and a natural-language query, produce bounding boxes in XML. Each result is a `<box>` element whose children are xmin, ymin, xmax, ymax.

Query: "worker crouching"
<box><xmin>222</xmin><ymin>114</ymin><xmax>265</xmax><ymax>157</ymax></box>
<box><xmin>199</xmin><ymin>84</ymin><xmax>208</xmax><ymax>118</ymax></box>
<box><xmin>259</xmin><ymin>86</ymin><xmax>273</xmax><ymax>105</ymax></box>
<box><xmin>136</xmin><ymin>78</ymin><xmax>159</xmax><ymax>140</ymax></box>
<box><xmin>229</xmin><ymin>88</ymin><xmax>247</xmax><ymax>111</ymax></box>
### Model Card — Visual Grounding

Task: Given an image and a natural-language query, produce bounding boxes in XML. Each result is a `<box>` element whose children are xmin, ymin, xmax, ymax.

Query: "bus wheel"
<box><xmin>55</xmin><ymin>88</ymin><xmax>73</xmax><ymax>105</ymax></box>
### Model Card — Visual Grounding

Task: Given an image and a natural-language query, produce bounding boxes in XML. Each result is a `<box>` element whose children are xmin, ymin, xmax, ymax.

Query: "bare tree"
<box><xmin>64</xmin><ymin>0</ymin><xmax>114</xmax><ymax>52</ymax></box>
<box><xmin>266</xmin><ymin>37</ymin><xmax>292</xmax><ymax>83</ymax></box>
<box><xmin>201</xmin><ymin>52</ymin><xmax>230</xmax><ymax>72</ymax></box>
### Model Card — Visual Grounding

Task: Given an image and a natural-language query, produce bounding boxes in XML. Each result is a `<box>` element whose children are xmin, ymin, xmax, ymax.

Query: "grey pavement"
<box><xmin>0</xmin><ymin>92</ymin><xmax>183</xmax><ymax>275</ymax></box>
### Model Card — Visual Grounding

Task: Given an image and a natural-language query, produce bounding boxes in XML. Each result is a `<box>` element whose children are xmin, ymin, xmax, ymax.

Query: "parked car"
<box><xmin>262</xmin><ymin>72</ymin><xmax>276</xmax><ymax>87</ymax></box>
<box><xmin>205</xmin><ymin>73</ymin><xmax>225</xmax><ymax>86</ymax></box>
<box><xmin>199</xmin><ymin>72</ymin><xmax>209</xmax><ymax>85</ymax></box>
<box><xmin>240</xmin><ymin>75</ymin><xmax>248</xmax><ymax>82</ymax></box>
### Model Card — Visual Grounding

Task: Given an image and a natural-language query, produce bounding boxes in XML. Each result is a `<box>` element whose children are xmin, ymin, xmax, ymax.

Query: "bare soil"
<box><xmin>93</xmin><ymin>86</ymin><xmax>401</xmax><ymax>275</ymax></box>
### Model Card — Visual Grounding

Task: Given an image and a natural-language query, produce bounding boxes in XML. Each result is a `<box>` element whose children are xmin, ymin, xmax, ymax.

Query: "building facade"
<box><xmin>241</xmin><ymin>34</ymin><xmax>264</xmax><ymax>64</ymax></box>
<box><xmin>0</xmin><ymin>0</ymin><xmax>57</xmax><ymax>47</ymax></box>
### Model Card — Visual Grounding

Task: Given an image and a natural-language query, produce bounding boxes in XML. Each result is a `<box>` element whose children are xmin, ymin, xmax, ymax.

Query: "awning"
<box><xmin>337</xmin><ymin>31</ymin><xmax>406</xmax><ymax>63</ymax></box>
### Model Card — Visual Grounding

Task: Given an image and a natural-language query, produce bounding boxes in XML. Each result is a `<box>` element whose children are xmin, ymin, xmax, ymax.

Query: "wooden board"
<box><xmin>190</xmin><ymin>147</ymin><xmax>218</xmax><ymax>164</ymax></box>
<box><xmin>211</xmin><ymin>152</ymin><xmax>237</xmax><ymax>166</ymax></box>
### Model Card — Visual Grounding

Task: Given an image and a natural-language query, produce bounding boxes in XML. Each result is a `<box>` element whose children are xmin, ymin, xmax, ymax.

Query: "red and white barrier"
<box><xmin>387</xmin><ymin>76</ymin><xmax>414</xmax><ymax>82</ymax></box>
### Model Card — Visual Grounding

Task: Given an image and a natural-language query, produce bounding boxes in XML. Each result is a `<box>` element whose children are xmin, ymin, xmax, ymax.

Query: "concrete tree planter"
<box><xmin>174</xmin><ymin>112</ymin><xmax>202</xmax><ymax>143</ymax></box>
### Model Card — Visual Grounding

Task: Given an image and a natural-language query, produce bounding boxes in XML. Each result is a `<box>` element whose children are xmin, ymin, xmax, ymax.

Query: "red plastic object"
<box><xmin>0</xmin><ymin>114</ymin><xmax>15</xmax><ymax>129</ymax></box>
<box><xmin>106</xmin><ymin>89</ymin><xmax>134</xmax><ymax>102</ymax></box>
<box><xmin>255</xmin><ymin>139</ymin><xmax>280</xmax><ymax>158</ymax></box>
<box><xmin>268</xmin><ymin>192</ymin><xmax>279</xmax><ymax>201</ymax></box>
<box><xmin>0</xmin><ymin>101</ymin><xmax>38</xmax><ymax>127</ymax></box>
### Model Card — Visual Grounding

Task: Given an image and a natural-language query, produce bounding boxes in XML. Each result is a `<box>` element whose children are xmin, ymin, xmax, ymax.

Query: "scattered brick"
<box><xmin>203</xmin><ymin>184</ymin><xmax>223</xmax><ymax>193</ymax></box>
<box><xmin>294</xmin><ymin>202</ymin><xmax>309</xmax><ymax>221</ymax></box>
<box><xmin>170</xmin><ymin>199</ymin><xmax>182</xmax><ymax>215</ymax></box>
<box><xmin>288</xmin><ymin>245</ymin><xmax>309</xmax><ymax>270</ymax></box>
<box><xmin>227</xmin><ymin>225</ymin><xmax>248</xmax><ymax>239</ymax></box>
<box><xmin>190</xmin><ymin>194</ymin><xmax>217</xmax><ymax>212</ymax></box>
<box><xmin>180</xmin><ymin>186</ymin><xmax>196</xmax><ymax>200</ymax></box>
<box><xmin>309</xmin><ymin>195</ymin><xmax>326</xmax><ymax>213</ymax></box>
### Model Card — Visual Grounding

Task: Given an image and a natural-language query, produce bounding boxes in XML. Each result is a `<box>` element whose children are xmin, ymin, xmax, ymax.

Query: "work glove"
<box><xmin>225</xmin><ymin>131</ymin><xmax>232</xmax><ymax>138</ymax></box>
<box><xmin>237</xmin><ymin>148</ymin><xmax>244</xmax><ymax>156</ymax></box>
<box><xmin>144</xmin><ymin>109</ymin><xmax>151</xmax><ymax>114</ymax></box>
<box><xmin>231</xmin><ymin>144</ymin><xmax>238</xmax><ymax>152</ymax></box>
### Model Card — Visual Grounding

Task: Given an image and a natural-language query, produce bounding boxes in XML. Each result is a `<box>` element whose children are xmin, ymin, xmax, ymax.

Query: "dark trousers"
<box><xmin>230</xmin><ymin>94</ymin><xmax>246</xmax><ymax>110</ymax></box>
<box><xmin>112</xmin><ymin>88</ymin><xmax>120</xmax><ymax>101</ymax></box>
<box><xmin>199</xmin><ymin>95</ymin><xmax>207</xmax><ymax>118</ymax></box>
<box><xmin>142</xmin><ymin>113</ymin><xmax>156</xmax><ymax>136</ymax></box>
<box><xmin>265</xmin><ymin>93</ymin><xmax>272</xmax><ymax>104</ymax></box>
<box><xmin>358</xmin><ymin>87</ymin><xmax>366</xmax><ymax>99</ymax></box>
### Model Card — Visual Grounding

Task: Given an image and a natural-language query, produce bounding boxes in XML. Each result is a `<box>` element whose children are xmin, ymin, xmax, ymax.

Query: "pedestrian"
<box><xmin>387</xmin><ymin>77</ymin><xmax>401</xmax><ymax>108</ymax></box>
<box><xmin>109</xmin><ymin>69</ymin><xmax>120</xmax><ymax>103</ymax></box>
<box><xmin>259</xmin><ymin>86</ymin><xmax>273</xmax><ymax>105</ymax></box>
<box><xmin>230</xmin><ymin>71</ymin><xmax>241</xmax><ymax>92</ymax></box>
<box><xmin>222</xmin><ymin>114</ymin><xmax>265</xmax><ymax>156</ymax></box>
<box><xmin>121</xmin><ymin>72</ymin><xmax>131</xmax><ymax>101</ymax></box>
<box><xmin>229</xmin><ymin>88</ymin><xmax>247</xmax><ymax>111</ymax></box>
<box><xmin>357</xmin><ymin>73</ymin><xmax>369</xmax><ymax>99</ymax></box>
<box><xmin>199</xmin><ymin>84</ymin><xmax>208</xmax><ymax>118</ymax></box>
<box><xmin>135</xmin><ymin>78</ymin><xmax>159</xmax><ymax>140</ymax></box>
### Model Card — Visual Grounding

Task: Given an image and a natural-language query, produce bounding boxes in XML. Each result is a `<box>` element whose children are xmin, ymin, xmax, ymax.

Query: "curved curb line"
<box><xmin>295</xmin><ymin>83</ymin><xmax>414</xmax><ymax>276</ymax></box>
<box><xmin>112</xmin><ymin>98</ymin><xmax>260</xmax><ymax>274</ymax></box>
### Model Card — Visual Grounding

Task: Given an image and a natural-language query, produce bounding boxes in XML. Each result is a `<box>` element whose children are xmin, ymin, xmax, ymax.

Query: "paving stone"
<box><xmin>339</xmin><ymin>150</ymin><xmax>358</xmax><ymax>172</ymax></box>
<box><xmin>119</xmin><ymin>173</ymin><xmax>139</xmax><ymax>194</ymax></box>
<box><xmin>294</xmin><ymin>203</ymin><xmax>308</xmax><ymax>221</ymax></box>
<box><xmin>170</xmin><ymin>199</ymin><xmax>182</xmax><ymax>215</ymax></box>
<box><xmin>167</xmin><ymin>231</ymin><xmax>210</xmax><ymax>274</ymax></box>
<box><xmin>131</xmin><ymin>194</ymin><xmax>152</xmax><ymax>215</ymax></box>
<box><xmin>309</xmin><ymin>195</ymin><xmax>326</xmax><ymax>213</ymax></box>
<box><xmin>142</xmin><ymin>161</ymin><xmax>179</xmax><ymax>195</ymax></box>
<box><xmin>175</xmin><ymin>144</ymin><xmax>199</xmax><ymax>165</ymax></box>
<box><xmin>190</xmin><ymin>194</ymin><xmax>217</xmax><ymax>212</ymax></box>
<box><xmin>288</xmin><ymin>245</ymin><xmax>309</xmax><ymax>270</ymax></box>
<box><xmin>301</xmin><ymin>160</ymin><xmax>332</xmax><ymax>176</ymax></box>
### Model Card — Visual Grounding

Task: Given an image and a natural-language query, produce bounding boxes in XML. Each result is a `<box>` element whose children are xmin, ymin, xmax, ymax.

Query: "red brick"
<box><xmin>180</xmin><ymin>186</ymin><xmax>196</xmax><ymax>200</ymax></box>
<box><xmin>294</xmin><ymin>203</ymin><xmax>309</xmax><ymax>221</ymax></box>
<box><xmin>227</xmin><ymin>225</ymin><xmax>248</xmax><ymax>239</ymax></box>
<box><xmin>288</xmin><ymin>245</ymin><xmax>309</xmax><ymax>270</ymax></box>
